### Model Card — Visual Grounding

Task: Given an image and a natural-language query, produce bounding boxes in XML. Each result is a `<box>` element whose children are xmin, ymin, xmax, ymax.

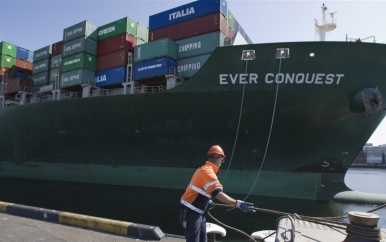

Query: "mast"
<box><xmin>315</xmin><ymin>3</ymin><xmax>337</xmax><ymax>41</ymax></box>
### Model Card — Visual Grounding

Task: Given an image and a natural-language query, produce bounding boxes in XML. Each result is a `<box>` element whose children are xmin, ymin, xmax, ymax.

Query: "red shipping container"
<box><xmin>4</xmin><ymin>77</ymin><xmax>33</xmax><ymax>94</ymax></box>
<box><xmin>97</xmin><ymin>33</ymin><xmax>137</xmax><ymax>57</ymax></box>
<box><xmin>149</xmin><ymin>12</ymin><xmax>228</xmax><ymax>42</ymax></box>
<box><xmin>52</xmin><ymin>41</ymin><xmax>64</xmax><ymax>56</ymax></box>
<box><xmin>15</xmin><ymin>59</ymin><xmax>33</xmax><ymax>72</ymax></box>
<box><xmin>96</xmin><ymin>50</ymin><xmax>129</xmax><ymax>71</ymax></box>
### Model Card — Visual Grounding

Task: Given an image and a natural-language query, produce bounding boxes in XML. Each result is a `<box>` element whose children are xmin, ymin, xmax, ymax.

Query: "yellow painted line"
<box><xmin>58</xmin><ymin>212</ymin><xmax>133</xmax><ymax>235</ymax></box>
<box><xmin>0</xmin><ymin>201</ymin><xmax>12</xmax><ymax>212</ymax></box>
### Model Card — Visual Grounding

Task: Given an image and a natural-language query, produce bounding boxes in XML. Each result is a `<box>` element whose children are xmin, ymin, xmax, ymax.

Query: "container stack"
<box><xmin>49</xmin><ymin>40</ymin><xmax>64</xmax><ymax>89</ymax></box>
<box><xmin>146</xmin><ymin>0</ymin><xmax>252</xmax><ymax>80</ymax></box>
<box><xmin>32</xmin><ymin>45</ymin><xmax>52</xmax><ymax>89</ymax></box>
<box><xmin>60</xmin><ymin>20</ymin><xmax>98</xmax><ymax>90</ymax></box>
<box><xmin>133</xmin><ymin>38</ymin><xmax>178</xmax><ymax>85</ymax></box>
<box><xmin>95</xmin><ymin>17</ymin><xmax>148</xmax><ymax>88</ymax></box>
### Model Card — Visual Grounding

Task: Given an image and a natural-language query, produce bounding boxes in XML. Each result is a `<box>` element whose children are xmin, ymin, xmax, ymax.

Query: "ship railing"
<box><xmin>135</xmin><ymin>85</ymin><xmax>164</xmax><ymax>94</ymax></box>
<box><xmin>346</xmin><ymin>35</ymin><xmax>385</xmax><ymax>43</ymax></box>
<box><xmin>61</xmin><ymin>91</ymin><xmax>83</xmax><ymax>100</ymax></box>
<box><xmin>91</xmin><ymin>88</ymin><xmax>125</xmax><ymax>97</ymax></box>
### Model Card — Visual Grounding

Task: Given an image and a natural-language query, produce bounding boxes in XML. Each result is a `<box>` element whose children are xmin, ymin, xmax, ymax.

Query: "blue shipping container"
<box><xmin>16</xmin><ymin>47</ymin><xmax>30</xmax><ymax>61</ymax></box>
<box><xmin>95</xmin><ymin>66</ymin><xmax>127</xmax><ymax>87</ymax></box>
<box><xmin>133</xmin><ymin>56</ymin><xmax>176</xmax><ymax>80</ymax></box>
<box><xmin>149</xmin><ymin>0</ymin><xmax>227</xmax><ymax>30</ymax></box>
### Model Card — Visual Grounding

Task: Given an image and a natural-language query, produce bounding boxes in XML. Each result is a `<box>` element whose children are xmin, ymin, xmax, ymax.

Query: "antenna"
<box><xmin>315</xmin><ymin>4</ymin><xmax>337</xmax><ymax>41</ymax></box>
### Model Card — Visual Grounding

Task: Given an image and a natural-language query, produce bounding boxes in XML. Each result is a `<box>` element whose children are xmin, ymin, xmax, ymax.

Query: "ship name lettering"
<box><xmin>169</xmin><ymin>7</ymin><xmax>195</xmax><ymax>20</ymax></box>
<box><xmin>219</xmin><ymin>73</ymin><xmax>259</xmax><ymax>84</ymax></box>
<box><xmin>265</xmin><ymin>73</ymin><xmax>344</xmax><ymax>85</ymax></box>
<box><xmin>99</xmin><ymin>26</ymin><xmax>115</xmax><ymax>36</ymax></box>
<box><xmin>179</xmin><ymin>42</ymin><xmax>201</xmax><ymax>53</ymax></box>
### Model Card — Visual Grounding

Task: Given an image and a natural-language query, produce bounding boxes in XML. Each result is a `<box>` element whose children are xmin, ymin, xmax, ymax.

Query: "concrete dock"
<box><xmin>0</xmin><ymin>201</ymin><xmax>185</xmax><ymax>241</ymax></box>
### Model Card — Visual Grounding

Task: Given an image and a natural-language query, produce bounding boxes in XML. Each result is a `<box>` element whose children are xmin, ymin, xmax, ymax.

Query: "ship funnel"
<box><xmin>315</xmin><ymin>4</ymin><xmax>337</xmax><ymax>41</ymax></box>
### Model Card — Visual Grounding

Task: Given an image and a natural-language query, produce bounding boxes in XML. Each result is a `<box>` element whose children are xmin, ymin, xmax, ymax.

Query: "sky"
<box><xmin>0</xmin><ymin>0</ymin><xmax>385</xmax><ymax>145</ymax></box>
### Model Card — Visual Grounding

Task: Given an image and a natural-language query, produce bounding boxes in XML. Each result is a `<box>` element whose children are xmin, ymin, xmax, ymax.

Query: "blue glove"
<box><xmin>236</xmin><ymin>200</ymin><xmax>255</xmax><ymax>213</ymax></box>
<box><xmin>207</xmin><ymin>200</ymin><xmax>214</xmax><ymax>210</ymax></box>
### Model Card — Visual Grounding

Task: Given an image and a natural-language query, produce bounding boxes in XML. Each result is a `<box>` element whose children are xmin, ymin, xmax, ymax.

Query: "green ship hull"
<box><xmin>1</xmin><ymin>41</ymin><xmax>385</xmax><ymax>201</ymax></box>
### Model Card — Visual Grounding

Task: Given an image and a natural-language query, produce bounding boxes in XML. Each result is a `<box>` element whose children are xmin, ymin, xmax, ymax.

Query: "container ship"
<box><xmin>0</xmin><ymin>0</ymin><xmax>385</xmax><ymax>201</ymax></box>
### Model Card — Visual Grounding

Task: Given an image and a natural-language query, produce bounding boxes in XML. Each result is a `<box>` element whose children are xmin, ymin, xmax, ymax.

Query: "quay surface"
<box><xmin>0</xmin><ymin>201</ymin><xmax>185</xmax><ymax>242</ymax></box>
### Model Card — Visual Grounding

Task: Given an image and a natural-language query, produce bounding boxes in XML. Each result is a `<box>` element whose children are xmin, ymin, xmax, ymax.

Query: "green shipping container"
<box><xmin>34</xmin><ymin>45</ymin><xmax>52</xmax><ymax>62</ymax></box>
<box><xmin>50</xmin><ymin>68</ymin><xmax>60</xmax><ymax>84</ymax></box>
<box><xmin>33</xmin><ymin>58</ymin><xmax>50</xmax><ymax>74</ymax></box>
<box><xmin>134</xmin><ymin>38</ymin><xmax>177</xmax><ymax>63</ymax></box>
<box><xmin>51</xmin><ymin>54</ymin><xmax>62</xmax><ymax>69</ymax></box>
<box><xmin>176</xmin><ymin>32</ymin><xmax>226</xmax><ymax>59</ymax></box>
<box><xmin>61</xmin><ymin>53</ymin><xmax>96</xmax><ymax>72</ymax></box>
<box><xmin>62</xmin><ymin>38</ymin><xmax>97</xmax><ymax>57</ymax></box>
<box><xmin>63</xmin><ymin>20</ymin><xmax>98</xmax><ymax>42</ymax></box>
<box><xmin>61</xmin><ymin>69</ymin><xmax>95</xmax><ymax>88</ymax></box>
<box><xmin>177</xmin><ymin>54</ymin><xmax>210</xmax><ymax>79</ymax></box>
<box><xmin>0</xmin><ymin>42</ymin><xmax>17</xmax><ymax>57</ymax></box>
<box><xmin>0</xmin><ymin>54</ymin><xmax>15</xmax><ymax>68</ymax></box>
<box><xmin>32</xmin><ymin>71</ymin><xmax>49</xmax><ymax>87</ymax></box>
<box><xmin>227</xmin><ymin>9</ymin><xmax>235</xmax><ymax>30</ymax></box>
<box><xmin>98</xmin><ymin>17</ymin><xmax>137</xmax><ymax>41</ymax></box>
<box><xmin>137</xmin><ymin>22</ymin><xmax>148</xmax><ymax>42</ymax></box>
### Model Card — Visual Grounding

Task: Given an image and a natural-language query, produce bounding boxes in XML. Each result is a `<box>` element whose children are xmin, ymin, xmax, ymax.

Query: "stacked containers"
<box><xmin>32</xmin><ymin>45</ymin><xmax>52</xmax><ymax>88</ymax></box>
<box><xmin>148</xmin><ymin>0</ymin><xmax>253</xmax><ymax>79</ymax></box>
<box><xmin>1</xmin><ymin>41</ymin><xmax>33</xmax><ymax>94</ymax></box>
<box><xmin>133</xmin><ymin>38</ymin><xmax>177</xmax><ymax>82</ymax></box>
<box><xmin>95</xmin><ymin>17</ymin><xmax>147</xmax><ymax>88</ymax></box>
<box><xmin>61</xmin><ymin>20</ymin><xmax>98</xmax><ymax>89</ymax></box>
<box><xmin>50</xmin><ymin>40</ymin><xmax>64</xmax><ymax>88</ymax></box>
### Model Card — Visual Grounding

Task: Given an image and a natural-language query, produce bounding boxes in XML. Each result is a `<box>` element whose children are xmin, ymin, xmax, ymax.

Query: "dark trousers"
<box><xmin>179</xmin><ymin>206</ymin><xmax>207</xmax><ymax>242</ymax></box>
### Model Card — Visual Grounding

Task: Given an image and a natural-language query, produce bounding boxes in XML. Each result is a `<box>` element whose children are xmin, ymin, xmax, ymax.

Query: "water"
<box><xmin>0</xmin><ymin>168</ymin><xmax>385</xmax><ymax>241</ymax></box>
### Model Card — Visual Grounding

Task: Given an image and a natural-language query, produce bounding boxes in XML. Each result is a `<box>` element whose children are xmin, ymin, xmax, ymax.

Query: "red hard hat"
<box><xmin>207</xmin><ymin>145</ymin><xmax>226</xmax><ymax>158</ymax></box>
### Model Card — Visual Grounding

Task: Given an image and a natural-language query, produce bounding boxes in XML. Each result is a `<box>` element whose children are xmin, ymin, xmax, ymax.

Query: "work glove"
<box><xmin>208</xmin><ymin>200</ymin><xmax>214</xmax><ymax>210</ymax></box>
<box><xmin>236</xmin><ymin>200</ymin><xmax>255</xmax><ymax>213</ymax></box>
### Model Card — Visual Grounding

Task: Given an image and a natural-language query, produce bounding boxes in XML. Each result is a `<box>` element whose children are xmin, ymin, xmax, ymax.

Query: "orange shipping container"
<box><xmin>15</xmin><ymin>59</ymin><xmax>33</xmax><ymax>72</ymax></box>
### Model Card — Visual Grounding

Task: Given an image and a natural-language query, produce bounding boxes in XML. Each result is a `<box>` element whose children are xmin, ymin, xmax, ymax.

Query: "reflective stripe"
<box><xmin>180</xmin><ymin>199</ymin><xmax>205</xmax><ymax>214</ymax></box>
<box><xmin>203</xmin><ymin>179</ymin><xmax>219</xmax><ymax>191</ymax></box>
<box><xmin>189</xmin><ymin>183</ymin><xmax>211</xmax><ymax>198</ymax></box>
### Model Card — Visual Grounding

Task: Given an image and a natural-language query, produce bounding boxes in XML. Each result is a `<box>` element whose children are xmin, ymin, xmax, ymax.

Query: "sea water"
<box><xmin>0</xmin><ymin>167</ymin><xmax>385</xmax><ymax>241</ymax></box>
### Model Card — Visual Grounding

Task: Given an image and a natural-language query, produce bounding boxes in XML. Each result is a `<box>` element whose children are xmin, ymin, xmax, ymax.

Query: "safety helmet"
<box><xmin>207</xmin><ymin>145</ymin><xmax>226</xmax><ymax>158</ymax></box>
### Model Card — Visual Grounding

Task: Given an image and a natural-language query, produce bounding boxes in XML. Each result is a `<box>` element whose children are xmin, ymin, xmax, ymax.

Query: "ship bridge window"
<box><xmin>241</xmin><ymin>50</ymin><xmax>256</xmax><ymax>60</ymax></box>
<box><xmin>276</xmin><ymin>48</ymin><xmax>290</xmax><ymax>59</ymax></box>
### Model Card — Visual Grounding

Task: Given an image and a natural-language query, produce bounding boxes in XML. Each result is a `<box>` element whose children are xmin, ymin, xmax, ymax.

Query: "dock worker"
<box><xmin>179</xmin><ymin>145</ymin><xmax>255</xmax><ymax>242</ymax></box>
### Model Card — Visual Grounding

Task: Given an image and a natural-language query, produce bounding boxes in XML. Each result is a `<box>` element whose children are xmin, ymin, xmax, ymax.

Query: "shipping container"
<box><xmin>32</xmin><ymin>71</ymin><xmax>49</xmax><ymax>87</ymax></box>
<box><xmin>0</xmin><ymin>55</ymin><xmax>16</xmax><ymax>68</ymax></box>
<box><xmin>149</xmin><ymin>12</ymin><xmax>228</xmax><ymax>42</ymax></box>
<box><xmin>61</xmin><ymin>53</ymin><xmax>96</xmax><ymax>72</ymax></box>
<box><xmin>28</xmin><ymin>50</ymin><xmax>34</xmax><ymax>63</ymax></box>
<box><xmin>177</xmin><ymin>54</ymin><xmax>210</xmax><ymax>78</ymax></box>
<box><xmin>137</xmin><ymin>39</ymin><xmax>147</xmax><ymax>46</ymax></box>
<box><xmin>0</xmin><ymin>41</ymin><xmax>17</xmax><ymax>57</ymax></box>
<box><xmin>51</xmin><ymin>54</ymin><xmax>62</xmax><ymax>68</ymax></box>
<box><xmin>52</xmin><ymin>41</ymin><xmax>64</xmax><ymax>56</ymax></box>
<box><xmin>33</xmin><ymin>45</ymin><xmax>52</xmax><ymax>62</ymax></box>
<box><xmin>14</xmin><ymin>71</ymin><xmax>29</xmax><ymax>78</ymax></box>
<box><xmin>63</xmin><ymin>20</ymin><xmax>98</xmax><ymax>42</ymax></box>
<box><xmin>176</xmin><ymin>31</ymin><xmax>226</xmax><ymax>59</ymax></box>
<box><xmin>98</xmin><ymin>17</ymin><xmax>137</xmax><ymax>41</ymax></box>
<box><xmin>137</xmin><ymin>22</ymin><xmax>149</xmax><ymax>42</ymax></box>
<box><xmin>33</xmin><ymin>58</ymin><xmax>50</xmax><ymax>74</ymax></box>
<box><xmin>133</xmin><ymin>56</ymin><xmax>176</xmax><ymax>80</ymax></box>
<box><xmin>97</xmin><ymin>33</ymin><xmax>137</xmax><ymax>56</ymax></box>
<box><xmin>149</xmin><ymin>0</ymin><xmax>227</xmax><ymax>30</ymax></box>
<box><xmin>134</xmin><ymin>38</ymin><xmax>177</xmax><ymax>63</ymax></box>
<box><xmin>16</xmin><ymin>46</ymin><xmax>30</xmax><ymax>61</ymax></box>
<box><xmin>50</xmin><ymin>68</ymin><xmax>60</xmax><ymax>84</ymax></box>
<box><xmin>62</xmin><ymin>38</ymin><xmax>97</xmax><ymax>57</ymax></box>
<box><xmin>96</xmin><ymin>50</ymin><xmax>129</xmax><ymax>71</ymax></box>
<box><xmin>227</xmin><ymin>9</ymin><xmax>235</xmax><ymax>30</ymax></box>
<box><xmin>95</xmin><ymin>66</ymin><xmax>127</xmax><ymax>87</ymax></box>
<box><xmin>4</xmin><ymin>77</ymin><xmax>33</xmax><ymax>94</ymax></box>
<box><xmin>61</xmin><ymin>69</ymin><xmax>95</xmax><ymax>88</ymax></box>
<box><xmin>15</xmin><ymin>59</ymin><xmax>33</xmax><ymax>72</ymax></box>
